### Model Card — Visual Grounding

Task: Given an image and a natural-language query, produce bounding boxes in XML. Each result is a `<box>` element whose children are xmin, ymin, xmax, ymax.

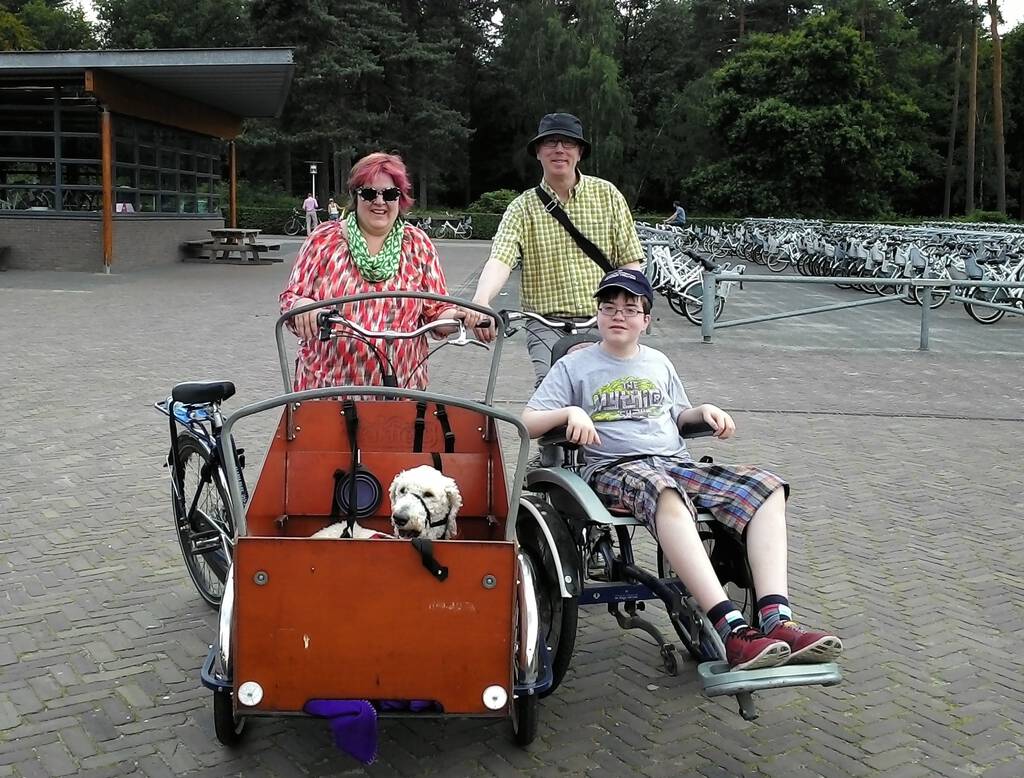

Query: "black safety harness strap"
<box><xmin>411</xmin><ymin>538</ymin><xmax>448</xmax><ymax>581</ymax></box>
<box><xmin>535</xmin><ymin>186</ymin><xmax>614</xmax><ymax>274</ymax></box>
<box><xmin>412</xmin><ymin>402</ymin><xmax>455</xmax><ymax>460</ymax></box>
<box><xmin>342</xmin><ymin>399</ymin><xmax>359</xmax><ymax>534</ymax></box>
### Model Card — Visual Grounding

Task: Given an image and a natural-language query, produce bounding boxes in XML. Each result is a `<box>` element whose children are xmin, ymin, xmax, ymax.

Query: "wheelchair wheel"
<box><xmin>699</xmin><ymin>520</ymin><xmax>755</xmax><ymax>623</ymax></box>
<box><xmin>657</xmin><ymin>519</ymin><xmax>756</xmax><ymax>661</ymax></box>
<box><xmin>174</xmin><ymin>433</ymin><xmax>232</xmax><ymax>609</ymax></box>
<box><xmin>517</xmin><ymin>497</ymin><xmax>579</xmax><ymax>697</ymax></box>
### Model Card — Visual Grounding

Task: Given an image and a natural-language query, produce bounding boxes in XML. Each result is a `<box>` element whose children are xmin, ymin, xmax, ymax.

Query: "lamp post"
<box><xmin>307</xmin><ymin>162</ymin><xmax>319</xmax><ymax>201</ymax></box>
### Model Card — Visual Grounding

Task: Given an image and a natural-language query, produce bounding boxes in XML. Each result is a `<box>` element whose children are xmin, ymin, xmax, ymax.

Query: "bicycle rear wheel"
<box><xmin>284</xmin><ymin>216</ymin><xmax>302</xmax><ymax>236</ymax></box>
<box><xmin>681</xmin><ymin>279</ymin><xmax>725</xmax><ymax>325</ymax></box>
<box><xmin>174</xmin><ymin>433</ymin><xmax>233</xmax><ymax>608</ymax></box>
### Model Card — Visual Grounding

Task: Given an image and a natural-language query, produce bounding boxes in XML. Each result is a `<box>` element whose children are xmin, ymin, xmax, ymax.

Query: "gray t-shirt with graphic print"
<box><xmin>526</xmin><ymin>343</ymin><xmax>693</xmax><ymax>480</ymax></box>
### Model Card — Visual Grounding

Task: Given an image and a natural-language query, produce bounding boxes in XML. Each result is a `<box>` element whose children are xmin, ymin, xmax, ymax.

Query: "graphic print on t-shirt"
<box><xmin>591</xmin><ymin>375</ymin><xmax>666</xmax><ymax>422</ymax></box>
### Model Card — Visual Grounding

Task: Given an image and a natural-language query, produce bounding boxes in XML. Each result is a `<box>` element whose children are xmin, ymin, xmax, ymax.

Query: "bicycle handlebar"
<box><xmin>501</xmin><ymin>310</ymin><xmax>598</xmax><ymax>334</ymax></box>
<box><xmin>317</xmin><ymin>310</ymin><xmax>493</xmax><ymax>345</ymax></box>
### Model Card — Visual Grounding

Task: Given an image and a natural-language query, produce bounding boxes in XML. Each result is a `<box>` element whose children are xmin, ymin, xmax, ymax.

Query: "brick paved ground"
<box><xmin>1</xmin><ymin>238</ymin><xmax>1022</xmax><ymax>777</ymax></box>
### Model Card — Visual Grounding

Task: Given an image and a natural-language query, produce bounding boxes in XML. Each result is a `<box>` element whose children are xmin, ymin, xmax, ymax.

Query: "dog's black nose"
<box><xmin>393</xmin><ymin>516</ymin><xmax>408</xmax><ymax>527</ymax></box>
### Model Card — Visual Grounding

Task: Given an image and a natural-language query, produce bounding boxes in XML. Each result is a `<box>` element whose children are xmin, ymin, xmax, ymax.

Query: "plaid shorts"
<box><xmin>589</xmin><ymin>457</ymin><xmax>789</xmax><ymax>537</ymax></box>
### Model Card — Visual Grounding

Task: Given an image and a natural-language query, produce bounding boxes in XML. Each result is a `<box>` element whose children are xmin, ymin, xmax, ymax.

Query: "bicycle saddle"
<box><xmin>171</xmin><ymin>380</ymin><xmax>236</xmax><ymax>405</ymax></box>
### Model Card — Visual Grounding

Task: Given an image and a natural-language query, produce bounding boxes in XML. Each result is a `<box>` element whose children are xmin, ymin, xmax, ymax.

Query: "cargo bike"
<box><xmin>158</xmin><ymin>293</ymin><xmax>841</xmax><ymax>759</ymax></box>
<box><xmin>158</xmin><ymin>293</ymin><xmax>563</xmax><ymax>756</ymax></box>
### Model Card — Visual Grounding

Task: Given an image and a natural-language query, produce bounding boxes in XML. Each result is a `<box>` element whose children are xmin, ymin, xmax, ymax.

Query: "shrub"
<box><xmin>467</xmin><ymin>189</ymin><xmax>519</xmax><ymax>214</ymax></box>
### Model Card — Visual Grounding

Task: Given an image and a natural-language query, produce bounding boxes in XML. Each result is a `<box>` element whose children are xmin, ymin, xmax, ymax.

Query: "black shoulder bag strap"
<box><xmin>535</xmin><ymin>186</ymin><xmax>614</xmax><ymax>274</ymax></box>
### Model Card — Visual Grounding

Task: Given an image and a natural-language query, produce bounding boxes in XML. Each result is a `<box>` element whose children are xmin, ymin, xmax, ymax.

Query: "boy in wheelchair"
<box><xmin>521</xmin><ymin>268</ymin><xmax>842</xmax><ymax>671</ymax></box>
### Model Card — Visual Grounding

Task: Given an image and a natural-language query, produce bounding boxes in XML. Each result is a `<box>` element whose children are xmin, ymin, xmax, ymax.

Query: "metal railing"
<box><xmin>698</xmin><ymin>273</ymin><xmax>1024</xmax><ymax>351</ymax></box>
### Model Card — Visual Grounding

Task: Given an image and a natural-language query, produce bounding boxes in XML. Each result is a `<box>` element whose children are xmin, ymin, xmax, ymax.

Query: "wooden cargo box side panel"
<box><xmin>233</xmin><ymin>538</ymin><xmax>516</xmax><ymax>714</ymax></box>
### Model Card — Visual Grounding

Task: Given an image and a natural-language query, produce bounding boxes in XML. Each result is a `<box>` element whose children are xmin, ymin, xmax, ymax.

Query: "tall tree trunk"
<box><xmin>737</xmin><ymin>1</ymin><xmax>745</xmax><ymax>38</ymax></box>
<box><xmin>988</xmin><ymin>0</ymin><xmax>1006</xmax><ymax>213</ymax></box>
<box><xmin>332</xmin><ymin>147</ymin><xmax>341</xmax><ymax>200</ymax></box>
<box><xmin>318</xmin><ymin>138</ymin><xmax>330</xmax><ymax>205</ymax></box>
<box><xmin>966</xmin><ymin>0</ymin><xmax>979</xmax><ymax>214</ymax></box>
<box><xmin>943</xmin><ymin>33</ymin><xmax>963</xmax><ymax>218</ymax></box>
<box><xmin>282</xmin><ymin>145</ymin><xmax>292</xmax><ymax>195</ymax></box>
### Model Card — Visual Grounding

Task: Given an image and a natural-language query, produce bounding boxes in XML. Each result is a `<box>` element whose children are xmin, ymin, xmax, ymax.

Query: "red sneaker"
<box><xmin>766</xmin><ymin>621</ymin><xmax>843</xmax><ymax>664</ymax></box>
<box><xmin>725</xmin><ymin>626</ymin><xmax>791</xmax><ymax>670</ymax></box>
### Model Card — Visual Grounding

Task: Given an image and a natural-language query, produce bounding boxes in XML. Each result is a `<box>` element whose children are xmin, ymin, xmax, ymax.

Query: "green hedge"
<box><xmin>228</xmin><ymin>206</ymin><xmax>505</xmax><ymax>239</ymax></box>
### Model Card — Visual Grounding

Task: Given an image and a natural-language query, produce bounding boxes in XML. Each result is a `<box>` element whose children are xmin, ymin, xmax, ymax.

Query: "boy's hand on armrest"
<box><xmin>680</xmin><ymin>404</ymin><xmax>735</xmax><ymax>440</ymax></box>
<box><xmin>522</xmin><ymin>406</ymin><xmax>601</xmax><ymax>446</ymax></box>
<box><xmin>566</xmin><ymin>407</ymin><xmax>601</xmax><ymax>446</ymax></box>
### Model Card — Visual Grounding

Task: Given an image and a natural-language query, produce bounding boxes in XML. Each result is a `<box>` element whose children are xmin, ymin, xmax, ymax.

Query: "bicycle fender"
<box><xmin>518</xmin><ymin>494</ymin><xmax>582</xmax><ymax>598</ymax></box>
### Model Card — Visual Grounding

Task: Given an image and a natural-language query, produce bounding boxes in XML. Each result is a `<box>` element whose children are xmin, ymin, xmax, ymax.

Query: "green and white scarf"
<box><xmin>346</xmin><ymin>212</ymin><xmax>404</xmax><ymax>282</ymax></box>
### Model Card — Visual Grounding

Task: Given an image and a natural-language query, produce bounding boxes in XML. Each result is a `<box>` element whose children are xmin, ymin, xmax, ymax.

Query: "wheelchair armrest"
<box><xmin>538</xmin><ymin>425</ymin><xmax>579</xmax><ymax>450</ymax></box>
<box><xmin>680</xmin><ymin>420</ymin><xmax>716</xmax><ymax>439</ymax></box>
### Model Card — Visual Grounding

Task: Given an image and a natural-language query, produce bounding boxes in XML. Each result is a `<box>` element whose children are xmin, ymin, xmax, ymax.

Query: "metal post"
<box><xmin>701</xmin><ymin>270</ymin><xmax>715</xmax><ymax>343</ymax></box>
<box><xmin>919</xmin><ymin>282</ymin><xmax>932</xmax><ymax>351</ymax></box>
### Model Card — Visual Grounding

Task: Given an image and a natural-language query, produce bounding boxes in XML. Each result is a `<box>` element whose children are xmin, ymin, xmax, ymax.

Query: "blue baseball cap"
<box><xmin>594</xmin><ymin>268</ymin><xmax>654</xmax><ymax>307</ymax></box>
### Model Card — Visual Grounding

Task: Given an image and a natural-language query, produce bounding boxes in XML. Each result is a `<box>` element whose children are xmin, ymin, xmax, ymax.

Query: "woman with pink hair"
<box><xmin>280</xmin><ymin>152</ymin><xmax>466</xmax><ymax>390</ymax></box>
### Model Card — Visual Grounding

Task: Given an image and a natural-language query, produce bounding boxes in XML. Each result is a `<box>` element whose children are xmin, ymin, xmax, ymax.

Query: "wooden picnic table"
<box><xmin>182</xmin><ymin>228</ymin><xmax>283</xmax><ymax>264</ymax></box>
<box><xmin>209</xmin><ymin>228</ymin><xmax>263</xmax><ymax>261</ymax></box>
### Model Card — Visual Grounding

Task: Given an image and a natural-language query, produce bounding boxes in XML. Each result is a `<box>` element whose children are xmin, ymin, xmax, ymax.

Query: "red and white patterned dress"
<box><xmin>279</xmin><ymin>220</ymin><xmax>450</xmax><ymax>391</ymax></box>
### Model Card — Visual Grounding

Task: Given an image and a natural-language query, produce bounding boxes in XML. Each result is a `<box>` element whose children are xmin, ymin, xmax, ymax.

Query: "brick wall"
<box><xmin>0</xmin><ymin>214</ymin><xmax>223</xmax><ymax>272</ymax></box>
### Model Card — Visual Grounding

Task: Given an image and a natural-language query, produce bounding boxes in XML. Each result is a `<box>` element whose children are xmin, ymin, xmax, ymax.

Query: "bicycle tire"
<box><xmin>284</xmin><ymin>216</ymin><xmax>302</xmax><ymax>236</ymax></box>
<box><xmin>681</xmin><ymin>279</ymin><xmax>725</xmax><ymax>326</ymax></box>
<box><xmin>766</xmin><ymin>255</ymin><xmax>790</xmax><ymax>273</ymax></box>
<box><xmin>964</xmin><ymin>287</ymin><xmax>1008</xmax><ymax>324</ymax></box>
<box><xmin>174</xmin><ymin>433</ymin><xmax>233</xmax><ymax>609</ymax></box>
<box><xmin>463</xmin><ymin>227</ymin><xmax>473</xmax><ymax>239</ymax></box>
<box><xmin>517</xmin><ymin>496</ymin><xmax>579</xmax><ymax>698</ymax></box>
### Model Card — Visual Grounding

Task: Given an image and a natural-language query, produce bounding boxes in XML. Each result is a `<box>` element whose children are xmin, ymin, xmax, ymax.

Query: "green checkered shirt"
<box><xmin>489</xmin><ymin>174</ymin><xmax>644</xmax><ymax>316</ymax></box>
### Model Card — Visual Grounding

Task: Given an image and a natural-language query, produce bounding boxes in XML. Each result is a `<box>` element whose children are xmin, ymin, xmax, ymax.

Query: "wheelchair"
<box><xmin>507</xmin><ymin>311</ymin><xmax>841</xmax><ymax>721</ymax></box>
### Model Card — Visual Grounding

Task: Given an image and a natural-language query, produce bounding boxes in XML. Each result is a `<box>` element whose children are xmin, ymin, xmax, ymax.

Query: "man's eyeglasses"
<box><xmin>539</xmin><ymin>137</ymin><xmax>580</xmax><ymax>150</ymax></box>
<box><xmin>355</xmin><ymin>186</ymin><xmax>402</xmax><ymax>203</ymax></box>
<box><xmin>597</xmin><ymin>304</ymin><xmax>645</xmax><ymax>318</ymax></box>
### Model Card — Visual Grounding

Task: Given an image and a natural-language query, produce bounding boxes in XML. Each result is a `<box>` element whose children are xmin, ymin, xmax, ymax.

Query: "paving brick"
<box><xmin>0</xmin><ymin>243</ymin><xmax>1022</xmax><ymax>777</ymax></box>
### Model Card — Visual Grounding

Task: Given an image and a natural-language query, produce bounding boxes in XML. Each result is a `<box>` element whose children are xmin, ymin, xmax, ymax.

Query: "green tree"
<box><xmin>688</xmin><ymin>13</ymin><xmax>926</xmax><ymax>216</ymax></box>
<box><xmin>18</xmin><ymin>0</ymin><xmax>96</xmax><ymax>49</ymax></box>
<box><xmin>95</xmin><ymin>0</ymin><xmax>253</xmax><ymax>48</ymax></box>
<box><xmin>0</xmin><ymin>8</ymin><xmax>38</xmax><ymax>49</ymax></box>
<box><xmin>494</xmin><ymin>0</ymin><xmax>632</xmax><ymax>185</ymax></box>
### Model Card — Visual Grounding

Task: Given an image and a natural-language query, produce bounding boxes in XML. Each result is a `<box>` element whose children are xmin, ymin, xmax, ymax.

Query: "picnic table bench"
<box><xmin>182</xmin><ymin>228</ymin><xmax>283</xmax><ymax>265</ymax></box>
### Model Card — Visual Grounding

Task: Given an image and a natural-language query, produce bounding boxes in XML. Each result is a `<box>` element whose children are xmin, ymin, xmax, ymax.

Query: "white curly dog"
<box><xmin>311</xmin><ymin>465</ymin><xmax>462</xmax><ymax>541</ymax></box>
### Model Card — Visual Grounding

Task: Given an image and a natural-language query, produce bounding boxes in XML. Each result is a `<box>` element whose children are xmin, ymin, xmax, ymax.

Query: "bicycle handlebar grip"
<box><xmin>316</xmin><ymin>309</ymin><xmax>335</xmax><ymax>341</ymax></box>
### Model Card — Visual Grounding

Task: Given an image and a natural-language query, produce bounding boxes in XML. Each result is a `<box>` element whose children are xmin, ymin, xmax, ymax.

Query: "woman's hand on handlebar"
<box><xmin>292</xmin><ymin>298</ymin><xmax>320</xmax><ymax>341</ymax></box>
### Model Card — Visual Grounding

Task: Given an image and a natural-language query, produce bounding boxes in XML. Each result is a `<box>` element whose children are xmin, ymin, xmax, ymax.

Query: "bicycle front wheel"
<box><xmin>681</xmin><ymin>279</ymin><xmax>725</xmax><ymax>326</ymax></box>
<box><xmin>173</xmin><ymin>433</ymin><xmax>233</xmax><ymax>608</ymax></box>
<box><xmin>284</xmin><ymin>216</ymin><xmax>302</xmax><ymax>236</ymax></box>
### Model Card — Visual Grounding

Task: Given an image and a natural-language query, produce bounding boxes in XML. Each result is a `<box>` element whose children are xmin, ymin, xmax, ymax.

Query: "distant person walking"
<box><xmin>302</xmin><ymin>192</ymin><xmax>320</xmax><ymax>235</ymax></box>
<box><xmin>666</xmin><ymin>200</ymin><xmax>686</xmax><ymax>226</ymax></box>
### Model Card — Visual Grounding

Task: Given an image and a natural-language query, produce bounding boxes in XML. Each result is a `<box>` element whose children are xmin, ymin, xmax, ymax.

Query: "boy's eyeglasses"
<box><xmin>597</xmin><ymin>304</ymin><xmax>645</xmax><ymax>318</ymax></box>
<box><xmin>355</xmin><ymin>186</ymin><xmax>402</xmax><ymax>203</ymax></box>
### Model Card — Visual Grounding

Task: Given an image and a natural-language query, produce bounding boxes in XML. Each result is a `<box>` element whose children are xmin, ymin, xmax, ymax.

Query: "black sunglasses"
<box><xmin>355</xmin><ymin>186</ymin><xmax>402</xmax><ymax>203</ymax></box>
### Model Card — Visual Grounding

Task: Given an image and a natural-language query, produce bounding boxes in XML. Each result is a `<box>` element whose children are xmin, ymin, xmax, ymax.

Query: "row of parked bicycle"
<box><xmin>640</xmin><ymin>219</ymin><xmax>1024</xmax><ymax>325</ymax></box>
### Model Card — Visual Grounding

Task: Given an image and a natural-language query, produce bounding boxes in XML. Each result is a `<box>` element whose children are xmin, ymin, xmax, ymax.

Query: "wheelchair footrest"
<box><xmin>697</xmin><ymin>661</ymin><xmax>842</xmax><ymax>698</ymax></box>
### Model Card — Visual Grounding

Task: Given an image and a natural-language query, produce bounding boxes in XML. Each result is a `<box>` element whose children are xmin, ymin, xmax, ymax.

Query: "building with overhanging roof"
<box><xmin>0</xmin><ymin>48</ymin><xmax>293</xmax><ymax>271</ymax></box>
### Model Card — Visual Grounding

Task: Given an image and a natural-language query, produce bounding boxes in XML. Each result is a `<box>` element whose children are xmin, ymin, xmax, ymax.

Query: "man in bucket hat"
<box><xmin>469</xmin><ymin>112</ymin><xmax>644</xmax><ymax>387</ymax></box>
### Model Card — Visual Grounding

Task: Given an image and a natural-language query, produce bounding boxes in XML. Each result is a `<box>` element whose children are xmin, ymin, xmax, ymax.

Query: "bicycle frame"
<box><xmin>155</xmin><ymin>398</ymin><xmax>243</xmax><ymax>555</ymax></box>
